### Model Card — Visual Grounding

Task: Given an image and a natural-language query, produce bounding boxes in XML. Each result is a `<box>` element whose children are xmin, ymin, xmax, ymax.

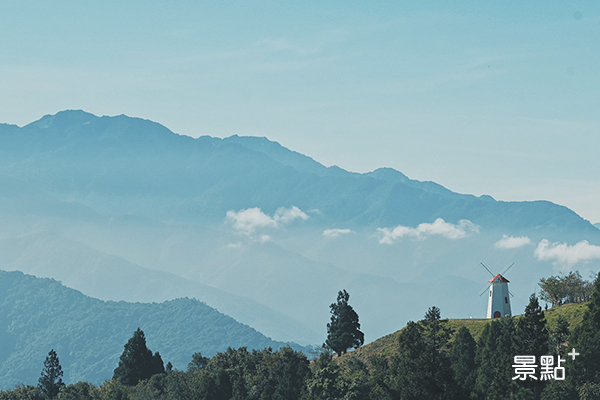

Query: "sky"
<box><xmin>1</xmin><ymin>1</ymin><xmax>599</xmax><ymax>223</ymax></box>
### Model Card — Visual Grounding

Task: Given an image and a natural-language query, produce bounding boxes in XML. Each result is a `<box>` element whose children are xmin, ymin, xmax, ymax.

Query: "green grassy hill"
<box><xmin>340</xmin><ymin>302</ymin><xmax>588</xmax><ymax>365</ymax></box>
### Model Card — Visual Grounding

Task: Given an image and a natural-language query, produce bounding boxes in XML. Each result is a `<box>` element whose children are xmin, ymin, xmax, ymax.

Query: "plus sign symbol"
<box><xmin>568</xmin><ymin>348</ymin><xmax>580</xmax><ymax>360</ymax></box>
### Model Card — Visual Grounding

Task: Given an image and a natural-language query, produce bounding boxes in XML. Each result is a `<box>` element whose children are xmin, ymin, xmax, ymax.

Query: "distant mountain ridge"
<box><xmin>0</xmin><ymin>270</ymin><xmax>299</xmax><ymax>389</ymax></box>
<box><xmin>1</xmin><ymin>110</ymin><xmax>595</xmax><ymax>235</ymax></box>
<box><xmin>1</xmin><ymin>110</ymin><xmax>598</xmax><ymax>348</ymax></box>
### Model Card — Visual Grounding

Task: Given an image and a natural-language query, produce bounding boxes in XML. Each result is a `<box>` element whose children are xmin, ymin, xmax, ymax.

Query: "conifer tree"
<box><xmin>570</xmin><ymin>272</ymin><xmax>600</xmax><ymax>386</ymax></box>
<box><xmin>515</xmin><ymin>294</ymin><xmax>549</xmax><ymax>399</ymax></box>
<box><xmin>449</xmin><ymin>327</ymin><xmax>476</xmax><ymax>398</ymax></box>
<box><xmin>325</xmin><ymin>290</ymin><xmax>364</xmax><ymax>356</ymax></box>
<box><xmin>38</xmin><ymin>349</ymin><xmax>65</xmax><ymax>399</ymax></box>
<box><xmin>380</xmin><ymin>307</ymin><xmax>457</xmax><ymax>400</ymax></box>
<box><xmin>423</xmin><ymin>306</ymin><xmax>452</xmax><ymax>352</ymax></box>
<box><xmin>113</xmin><ymin>328</ymin><xmax>164</xmax><ymax>386</ymax></box>
<box><xmin>474</xmin><ymin>317</ymin><xmax>525</xmax><ymax>399</ymax></box>
<box><xmin>549</xmin><ymin>315</ymin><xmax>570</xmax><ymax>355</ymax></box>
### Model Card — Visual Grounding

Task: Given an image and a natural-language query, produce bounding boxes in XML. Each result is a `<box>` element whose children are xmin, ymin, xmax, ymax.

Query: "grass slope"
<box><xmin>341</xmin><ymin>302</ymin><xmax>587</xmax><ymax>365</ymax></box>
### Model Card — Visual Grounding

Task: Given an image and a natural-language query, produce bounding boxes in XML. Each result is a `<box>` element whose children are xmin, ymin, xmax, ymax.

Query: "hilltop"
<box><xmin>339</xmin><ymin>302</ymin><xmax>588</xmax><ymax>365</ymax></box>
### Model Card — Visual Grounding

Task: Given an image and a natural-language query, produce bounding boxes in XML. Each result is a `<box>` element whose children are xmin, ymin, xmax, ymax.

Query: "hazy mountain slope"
<box><xmin>1</xmin><ymin>110</ymin><xmax>598</xmax><ymax>348</ymax></box>
<box><xmin>0</xmin><ymin>232</ymin><xmax>321</xmax><ymax>345</ymax></box>
<box><xmin>0</xmin><ymin>270</ymin><xmax>299</xmax><ymax>389</ymax></box>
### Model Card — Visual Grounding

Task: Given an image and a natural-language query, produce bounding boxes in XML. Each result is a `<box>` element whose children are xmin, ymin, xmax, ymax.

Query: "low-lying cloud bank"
<box><xmin>535</xmin><ymin>239</ymin><xmax>600</xmax><ymax>267</ymax></box>
<box><xmin>494</xmin><ymin>235</ymin><xmax>532</xmax><ymax>249</ymax></box>
<box><xmin>226</xmin><ymin>206</ymin><xmax>308</xmax><ymax>235</ymax></box>
<box><xmin>377</xmin><ymin>218</ymin><xmax>479</xmax><ymax>244</ymax></box>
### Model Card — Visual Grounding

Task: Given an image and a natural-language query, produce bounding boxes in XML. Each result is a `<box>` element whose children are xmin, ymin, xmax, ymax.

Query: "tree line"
<box><xmin>3</xmin><ymin>276</ymin><xmax>600</xmax><ymax>399</ymax></box>
<box><xmin>538</xmin><ymin>270</ymin><xmax>594</xmax><ymax>306</ymax></box>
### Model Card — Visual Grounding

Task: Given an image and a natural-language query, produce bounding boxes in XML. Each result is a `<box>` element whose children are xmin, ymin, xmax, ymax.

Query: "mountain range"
<box><xmin>0</xmin><ymin>270</ymin><xmax>298</xmax><ymax>389</ymax></box>
<box><xmin>1</xmin><ymin>110</ymin><xmax>598</xmax><ymax>347</ymax></box>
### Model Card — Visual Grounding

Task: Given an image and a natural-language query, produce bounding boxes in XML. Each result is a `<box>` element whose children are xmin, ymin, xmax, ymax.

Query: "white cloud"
<box><xmin>377</xmin><ymin>218</ymin><xmax>479</xmax><ymax>244</ymax></box>
<box><xmin>322</xmin><ymin>228</ymin><xmax>354</xmax><ymax>238</ymax></box>
<box><xmin>225</xmin><ymin>207</ymin><xmax>278</xmax><ymax>235</ymax></box>
<box><xmin>534</xmin><ymin>239</ymin><xmax>600</xmax><ymax>267</ymax></box>
<box><xmin>274</xmin><ymin>206</ymin><xmax>309</xmax><ymax>224</ymax></box>
<box><xmin>494</xmin><ymin>235</ymin><xmax>532</xmax><ymax>249</ymax></box>
<box><xmin>225</xmin><ymin>206</ymin><xmax>308</xmax><ymax>235</ymax></box>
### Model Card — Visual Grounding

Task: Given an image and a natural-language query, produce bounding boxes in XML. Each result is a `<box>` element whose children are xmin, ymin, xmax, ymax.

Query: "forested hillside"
<box><xmin>3</xmin><ymin>276</ymin><xmax>600</xmax><ymax>399</ymax></box>
<box><xmin>0</xmin><ymin>271</ymin><xmax>299</xmax><ymax>389</ymax></box>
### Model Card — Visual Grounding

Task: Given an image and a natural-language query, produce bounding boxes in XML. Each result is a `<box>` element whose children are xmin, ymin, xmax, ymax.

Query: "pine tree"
<box><xmin>325</xmin><ymin>290</ymin><xmax>364</xmax><ymax>356</ymax></box>
<box><xmin>549</xmin><ymin>315</ymin><xmax>570</xmax><ymax>355</ymax></box>
<box><xmin>570</xmin><ymin>272</ymin><xmax>600</xmax><ymax>386</ymax></box>
<box><xmin>473</xmin><ymin>317</ymin><xmax>525</xmax><ymax>399</ymax></box>
<box><xmin>422</xmin><ymin>306</ymin><xmax>452</xmax><ymax>352</ymax></box>
<box><xmin>113</xmin><ymin>328</ymin><xmax>164</xmax><ymax>385</ymax></box>
<box><xmin>449</xmin><ymin>327</ymin><xmax>476</xmax><ymax>398</ymax></box>
<box><xmin>515</xmin><ymin>293</ymin><xmax>549</xmax><ymax>399</ymax></box>
<box><xmin>38</xmin><ymin>349</ymin><xmax>65</xmax><ymax>399</ymax></box>
<box><xmin>378</xmin><ymin>308</ymin><xmax>457</xmax><ymax>400</ymax></box>
<box><xmin>389</xmin><ymin>315</ymin><xmax>457</xmax><ymax>400</ymax></box>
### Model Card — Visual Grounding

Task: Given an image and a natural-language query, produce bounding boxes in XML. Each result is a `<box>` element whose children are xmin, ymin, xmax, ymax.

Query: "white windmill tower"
<box><xmin>479</xmin><ymin>262</ymin><xmax>514</xmax><ymax>319</ymax></box>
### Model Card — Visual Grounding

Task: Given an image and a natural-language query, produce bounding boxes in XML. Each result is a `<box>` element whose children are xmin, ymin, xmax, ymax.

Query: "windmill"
<box><xmin>479</xmin><ymin>262</ymin><xmax>514</xmax><ymax>319</ymax></box>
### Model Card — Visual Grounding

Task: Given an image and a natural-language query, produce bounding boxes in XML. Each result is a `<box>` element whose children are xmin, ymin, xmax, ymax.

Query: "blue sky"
<box><xmin>1</xmin><ymin>1</ymin><xmax>599</xmax><ymax>222</ymax></box>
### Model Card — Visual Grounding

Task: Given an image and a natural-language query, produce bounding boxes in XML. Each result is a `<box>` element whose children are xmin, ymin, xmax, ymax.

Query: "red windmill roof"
<box><xmin>488</xmin><ymin>274</ymin><xmax>510</xmax><ymax>283</ymax></box>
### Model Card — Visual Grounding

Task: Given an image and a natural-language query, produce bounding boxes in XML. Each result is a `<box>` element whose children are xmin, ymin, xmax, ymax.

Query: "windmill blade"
<box><xmin>509</xmin><ymin>290</ymin><xmax>514</xmax><ymax>298</ymax></box>
<box><xmin>479</xmin><ymin>285</ymin><xmax>491</xmax><ymax>296</ymax></box>
<box><xmin>500</xmin><ymin>262</ymin><xmax>515</xmax><ymax>276</ymax></box>
<box><xmin>480</xmin><ymin>262</ymin><xmax>495</xmax><ymax>277</ymax></box>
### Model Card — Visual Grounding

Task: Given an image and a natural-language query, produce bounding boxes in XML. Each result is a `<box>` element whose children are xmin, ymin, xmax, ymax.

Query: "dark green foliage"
<box><xmin>113</xmin><ymin>329</ymin><xmax>164</xmax><ymax>386</ymax></box>
<box><xmin>371</xmin><ymin>308</ymin><xmax>457</xmax><ymax>400</ymax></box>
<box><xmin>579</xmin><ymin>382</ymin><xmax>600</xmax><ymax>400</ymax></box>
<box><xmin>340</xmin><ymin>357</ymin><xmax>374</xmax><ymax>400</ymax></box>
<box><xmin>187</xmin><ymin>353</ymin><xmax>209</xmax><ymax>372</ymax></box>
<box><xmin>570</xmin><ymin>273</ymin><xmax>600</xmax><ymax>386</ymax></box>
<box><xmin>304</xmin><ymin>351</ymin><xmax>347</xmax><ymax>400</ymax></box>
<box><xmin>0</xmin><ymin>271</ymin><xmax>299</xmax><ymax>389</ymax></box>
<box><xmin>515</xmin><ymin>294</ymin><xmax>549</xmax><ymax>399</ymax></box>
<box><xmin>0</xmin><ymin>385</ymin><xmax>43</xmax><ymax>400</ymax></box>
<box><xmin>325</xmin><ymin>290</ymin><xmax>364</xmax><ymax>357</ymax></box>
<box><xmin>269</xmin><ymin>346</ymin><xmax>311</xmax><ymax>400</ymax></box>
<box><xmin>422</xmin><ymin>306</ymin><xmax>452</xmax><ymax>352</ymax></box>
<box><xmin>539</xmin><ymin>271</ymin><xmax>593</xmax><ymax>306</ymax></box>
<box><xmin>38</xmin><ymin>349</ymin><xmax>65</xmax><ymax>399</ymax></box>
<box><xmin>473</xmin><ymin>317</ymin><xmax>525</xmax><ymax>399</ymax></box>
<box><xmin>7</xmin><ymin>291</ymin><xmax>600</xmax><ymax>399</ymax></box>
<box><xmin>540</xmin><ymin>379</ymin><xmax>578</xmax><ymax>400</ymax></box>
<box><xmin>449</xmin><ymin>327</ymin><xmax>476</xmax><ymax>398</ymax></box>
<box><xmin>549</xmin><ymin>315</ymin><xmax>570</xmax><ymax>355</ymax></box>
<box><xmin>205</xmin><ymin>346</ymin><xmax>309</xmax><ymax>400</ymax></box>
<box><xmin>56</xmin><ymin>382</ymin><xmax>96</xmax><ymax>400</ymax></box>
<box><xmin>96</xmin><ymin>379</ymin><xmax>129</xmax><ymax>400</ymax></box>
<box><xmin>424</xmin><ymin>305</ymin><xmax>441</xmax><ymax>322</ymax></box>
<box><xmin>395</xmin><ymin>317</ymin><xmax>456</xmax><ymax>399</ymax></box>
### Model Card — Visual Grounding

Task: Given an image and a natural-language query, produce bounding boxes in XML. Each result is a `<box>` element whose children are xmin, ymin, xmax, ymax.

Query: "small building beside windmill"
<box><xmin>487</xmin><ymin>274</ymin><xmax>512</xmax><ymax>318</ymax></box>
